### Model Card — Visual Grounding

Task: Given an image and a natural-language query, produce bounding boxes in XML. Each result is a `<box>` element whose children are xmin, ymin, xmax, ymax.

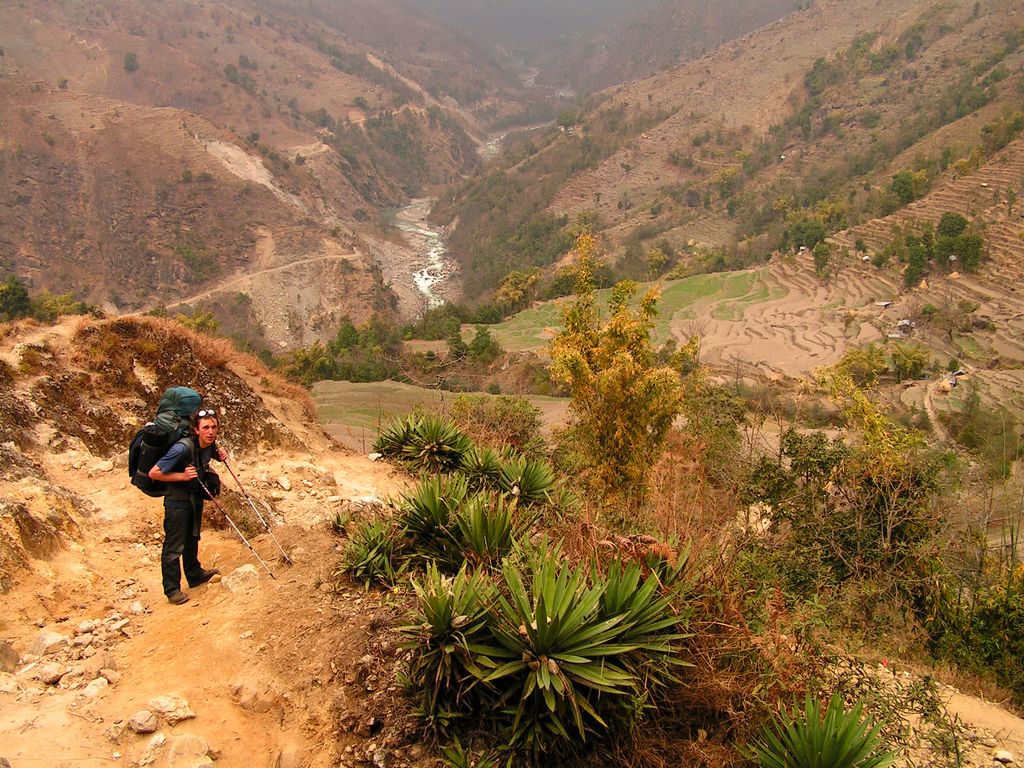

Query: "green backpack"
<box><xmin>128</xmin><ymin>387</ymin><xmax>202</xmax><ymax>497</ymax></box>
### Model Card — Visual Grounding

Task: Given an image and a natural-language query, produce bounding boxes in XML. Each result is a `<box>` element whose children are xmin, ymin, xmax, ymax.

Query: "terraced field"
<box><xmin>487</xmin><ymin>255</ymin><xmax>904</xmax><ymax>377</ymax></box>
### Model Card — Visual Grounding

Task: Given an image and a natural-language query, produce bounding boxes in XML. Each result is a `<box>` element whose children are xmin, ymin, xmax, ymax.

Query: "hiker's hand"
<box><xmin>216</xmin><ymin>446</ymin><xmax>227</xmax><ymax>462</ymax></box>
<box><xmin>183</xmin><ymin>465</ymin><xmax>198</xmax><ymax>480</ymax></box>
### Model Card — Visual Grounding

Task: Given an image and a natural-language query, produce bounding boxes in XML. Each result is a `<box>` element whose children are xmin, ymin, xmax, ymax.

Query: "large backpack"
<box><xmin>128</xmin><ymin>386</ymin><xmax>202</xmax><ymax>497</ymax></box>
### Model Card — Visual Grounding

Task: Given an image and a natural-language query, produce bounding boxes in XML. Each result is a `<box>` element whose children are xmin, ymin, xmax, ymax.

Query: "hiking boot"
<box><xmin>167</xmin><ymin>590</ymin><xmax>190</xmax><ymax>605</ymax></box>
<box><xmin>188</xmin><ymin>568</ymin><xmax>220</xmax><ymax>588</ymax></box>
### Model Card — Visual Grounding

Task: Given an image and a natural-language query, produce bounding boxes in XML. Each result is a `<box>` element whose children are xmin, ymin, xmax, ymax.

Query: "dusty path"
<box><xmin>163</xmin><ymin>252</ymin><xmax>361</xmax><ymax>311</ymax></box>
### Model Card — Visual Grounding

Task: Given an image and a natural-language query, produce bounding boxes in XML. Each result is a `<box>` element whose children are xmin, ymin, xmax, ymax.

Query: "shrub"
<box><xmin>449</xmin><ymin>394</ymin><xmax>546</xmax><ymax>457</ymax></box>
<box><xmin>374</xmin><ymin>414</ymin><xmax>472</xmax><ymax>473</ymax></box>
<box><xmin>402</xmin><ymin>563</ymin><xmax>498</xmax><ymax>720</ymax></box>
<box><xmin>399</xmin><ymin>474</ymin><xmax>470</xmax><ymax>570</ymax></box>
<box><xmin>746</xmin><ymin>693</ymin><xmax>897</xmax><ymax>768</ymax></box>
<box><xmin>454</xmin><ymin>495</ymin><xmax>520</xmax><ymax>569</ymax></box>
<box><xmin>497</xmin><ymin>456</ymin><xmax>556</xmax><ymax>506</ymax></box>
<box><xmin>340</xmin><ymin>520</ymin><xmax>401</xmax><ymax>588</ymax></box>
<box><xmin>459</xmin><ymin>446</ymin><xmax>503</xmax><ymax>492</ymax></box>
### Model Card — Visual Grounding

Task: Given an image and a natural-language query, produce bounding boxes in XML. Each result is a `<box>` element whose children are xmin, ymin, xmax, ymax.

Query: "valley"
<box><xmin>3</xmin><ymin>0</ymin><xmax>1024</xmax><ymax>765</ymax></box>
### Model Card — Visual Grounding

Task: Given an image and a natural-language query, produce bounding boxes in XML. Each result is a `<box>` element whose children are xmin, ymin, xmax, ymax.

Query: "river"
<box><xmin>390</xmin><ymin>197</ymin><xmax>453</xmax><ymax>309</ymax></box>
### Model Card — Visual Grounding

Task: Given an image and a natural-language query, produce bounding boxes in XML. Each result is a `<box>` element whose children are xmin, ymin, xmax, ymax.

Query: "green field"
<box><xmin>488</xmin><ymin>269</ymin><xmax>779</xmax><ymax>351</ymax></box>
<box><xmin>313</xmin><ymin>380</ymin><xmax>569</xmax><ymax>451</ymax></box>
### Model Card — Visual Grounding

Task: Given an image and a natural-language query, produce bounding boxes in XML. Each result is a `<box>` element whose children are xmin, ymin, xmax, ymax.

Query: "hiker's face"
<box><xmin>195</xmin><ymin>417</ymin><xmax>219</xmax><ymax>447</ymax></box>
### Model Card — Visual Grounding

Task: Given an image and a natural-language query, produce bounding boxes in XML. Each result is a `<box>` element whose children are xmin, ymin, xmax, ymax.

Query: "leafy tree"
<box><xmin>549</xmin><ymin>235</ymin><xmax>683</xmax><ymax>506</ymax></box>
<box><xmin>123</xmin><ymin>52</ymin><xmax>139</xmax><ymax>72</ymax></box>
<box><xmin>0</xmin><ymin>275</ymin><xmax>31</xmax><ymax>320</ymax></box>
<box><xmin>786</xmin><ymin>218</ymin><xmax>827</xmax><ymax>249</ymax></box>
<box><xmin>891</xmin><ymin>171</ymin><xmax>915</xmax><ymax>205</ymax></box>
<box><xmin>937</xmin><ymin>212</ymin><xmax>968</xmax><ymax>238</ymax></box>
<box><xmin>812</xmin><ymin>241</ymin><xmax>833</xmax><ymax>278</ymax></box>
<box><xmin>955</xmin><ymin>233</ymin><xmax>985</xmax><ymax>272</ymax></box>
<box><xmin>468</xmin><ymin>326</ymin><xmax>501</xmax><ymax>362</ymax></box>
<box><xmin>837</xmin><ymin>344</ymin><xmax>887</xmax><ymax>386</ymax></box>
<box><xmin>888</xmin><ymin>343</ymin><xmax>930</xmax><ymax>381</ymax></box>
<box><xmin>496</xmin><ymin>268</ymin><xmax>541</xmax><ymax>312</ymax></box>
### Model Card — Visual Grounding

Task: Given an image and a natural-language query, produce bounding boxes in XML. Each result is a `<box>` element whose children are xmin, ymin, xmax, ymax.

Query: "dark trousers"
<box><xmin>161</xmin><ymin>496</ymin><xmax>205</xmax><ymax>595</ymax></box>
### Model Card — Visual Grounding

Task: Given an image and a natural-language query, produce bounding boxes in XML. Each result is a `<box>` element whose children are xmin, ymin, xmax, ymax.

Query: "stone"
<box><xmin>367</xmin><ymin>452</ymin><xmax>382</xmax><ymax>461</ymax></box>
<box><xmin>275</xmin><ymin>748</ymin><xmax>301</xmax><ymax>768</ymax></box>
<box><xmin>77</xmin><ymin>619</ymin><xmax>101</xmax><ymax>635</ymax></box>
<box><xmin>100</xmin><ymin>668</ymin><xmax>121</xmax><ymax>685</ymax></box>
<box><xmin>129</xmin><ymin>710</ymin><xmax>159</xmax><ymax>734</ymax></box>
<box><xmin>222</xmin><ymin>564</ymin><xmax>260</xmax><ymax>591</ymax></box>
<box><xmin>83</xmin><ymin>676</ymin><xmax>109</xmax><ymax>697</ymax></box>
<box><xmin>104</xmin><ymin>720</ymin><xmax>128</xmax><ymax>742</ymax></box>
<box><xmin>139</xmin><ymin>733</ymin><xmax>166</xmax><ymax>766</ymax></box>
<box><xmin>129</xmin><ymin>601</ymin><xmax>146</xmax><ymax>615</ymax></box>
<box><xmin>277</xmin><ymin>476</ymin><xmax>291</xmax><ymax>491</ymax></box>
<box><xmin>231</xmin><ymin>680</ymin><xmax>280</xmax><ymax>713</ymax></box>
<box><xmin>91</xmin><ymin>460</ymin><xmax>115</xmax><ymax>474</ymax></box>
<box><xmin>83</xmin><ymin>652</ymin><xmax>116</xmax><ymax>676</ymax></box>
<box><xmin>0</xmin><ymin>672</ymin><xmax>21</xmax><ymax>693</ymax></box>
<box><xmin>38</xmin><ymin>662</ymin><xmax>65</xmax><ymax>685</ymax></box>
<box><xmin>29</xmin><ymin>631</ymin><xmax>68</xmax><ymax>656</ymax></box>
<box><xmin>994</xmin><ymin>751</ymin><xmax>1015</xmax><ymax>764</ymax></box>
<box><xmin>148</xmin><ymin>694</ymin><xmax>196</xmax><ymax>724</ymax></box>
<box><xmin>0</xmin><ymin>640</ymin><xmax>19</xmax><ymax>673</ymax></box>
<box><xmin>72</xmin><ymin>633</ymin><xmax>94</xmax><ymax>647</ymax></box>
<box><xmin>168</xmin><ymin>733</ymin><xmax>210</xmax><ymax>765</ymax></box>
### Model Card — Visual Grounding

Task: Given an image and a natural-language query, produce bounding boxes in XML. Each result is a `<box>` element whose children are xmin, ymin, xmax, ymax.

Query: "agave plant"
<box><xmin>598</xmin><ymin>560</ymin><xmax>690</xmax><ymax>692</ymax></box>
<box><xmin>481</xmin><ymin>554</ymin><xmax>646</xmax><ymax>753</ymax></box>
<box><xmin>455</xmin><ymin>494</ymin><xmax>520</xmax><ymax>569</ymax></box>
<box><xmin>747</xmin><ymin>693</ymin><xmax>898</xmax><ymax>768</ymax></box>
<box><xmin>402</xmin><ymin>414</ymin><xmax>473</xmax><ymax>473</ymax></box>
<box><xmin>402</xmin><ymin>563</ymin><xmax>500</xmax><ymax>718</ymax></box>
<box><xmin>459</xmin><ymin>446</ymin><xmax>504</xmax><ymax>492</ymax></box>
<box><xmin>497</xmin><ymin>457</ymin><xmax>556</xmax><ymax>506</ymax></box>
<box><xmin>340</xmin><ymin>519</ymin><xmax>401</xmax><ymax>589</ymax></box>
<box><xmin>400</xmin><ymin>475</ymin><xmax>470</xmax><ymax>570</ymax></box>
<box><xmin>374</xmin><ymin>414</ymin><xmax>418</xmax><ymax>457</ymax></box>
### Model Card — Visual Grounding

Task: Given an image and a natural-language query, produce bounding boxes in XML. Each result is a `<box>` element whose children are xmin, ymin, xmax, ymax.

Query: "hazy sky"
<box><xmin>403</xmin><ymin>0</ymin><xmax>661</xmax><ymax>47</ymax></box>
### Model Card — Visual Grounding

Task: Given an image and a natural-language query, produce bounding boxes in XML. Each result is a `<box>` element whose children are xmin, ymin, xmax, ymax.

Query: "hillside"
<box><xmin>0</xmin><ymin>0</ymin><xmax>554</xmax><ymax>350</ymax></box>
<box><xmin>437</xmin><ymin>0</ymin><xmax>1024</xmax><ymax>301</ymax></box>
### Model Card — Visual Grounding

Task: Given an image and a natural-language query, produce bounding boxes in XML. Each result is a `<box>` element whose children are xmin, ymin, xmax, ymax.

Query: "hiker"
<box><xmin>149</xmin><ymin>408</ymin><xmax>226</xmax><ymax>605</ymax></box>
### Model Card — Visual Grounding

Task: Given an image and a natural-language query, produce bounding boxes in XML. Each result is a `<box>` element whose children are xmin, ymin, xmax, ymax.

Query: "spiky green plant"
<box><xmin>403</xmin><ymin>414</ymin><xmax>473</xmax><ymax>473</ymax></box>
<box><xmin>455</xmin><ymin>495</ymin><xmax>522</xmax><ymax>569</ymax></box>
<box><xmin>340</xmin><ymin>519</ymin><xmax>401</xmax><ymax>589</ymax></box>
<box><xmin>439</xmin><ymin>736</ymin><xmax>505</xmax><ymax>768</ymax></box>
<box><xmin>400</xmin><ymin>475</ymin><xmax>470</xmax><ymax>570</ymax></box>
<box><xmin>374</xmin><ymin>414</ymin><xmax>419</xmax><ymax>457</ymax></box>
<box><xmin>747</xmin><ymin>693</ymin><xmax>898</xmax><ymax>768</ymax></box>
<box><xmin>402</xmin><ymin>563</ymin><xmax>499</xmax><ymax>719</ymax></box>
<box><xmin>480</xmin><ymin>550</ymin><xmax>682</xmax><ymax>754</ymax></box>
<box><xmin>497</xmin><ymin>457</ymin><xmax>556</xmax><ymax>506</ymax></box>
<box><xmin>460</xmin><ymin>446</ymin><xmax>505</xmax><ymax>492</ymax></box>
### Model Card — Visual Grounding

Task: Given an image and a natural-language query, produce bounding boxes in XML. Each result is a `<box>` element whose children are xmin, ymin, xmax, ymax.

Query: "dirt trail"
<box><xmin>163</xmin><ymin>251</ymin><xmax>361</xmax><ymax>312</ymax></box>
<box><xmin>0</xmin><ymin>440</ymin><xmax>409</xmax><ymax>768</ymax></box>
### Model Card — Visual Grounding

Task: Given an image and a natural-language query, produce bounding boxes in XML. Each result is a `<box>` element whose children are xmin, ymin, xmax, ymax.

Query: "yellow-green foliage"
<box><xmin>549</xmin><ymin>235</ymin><xmax>683</xmax><ymax>507</ymax></box>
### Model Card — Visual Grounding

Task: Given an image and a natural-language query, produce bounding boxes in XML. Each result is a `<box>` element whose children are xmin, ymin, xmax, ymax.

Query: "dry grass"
<box><xmin>645</xmin><ymin>430</ymin><xmax>742</xmax><ymax>548</ymax></box>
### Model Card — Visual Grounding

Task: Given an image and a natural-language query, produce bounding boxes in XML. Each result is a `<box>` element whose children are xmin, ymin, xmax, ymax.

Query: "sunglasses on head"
<box><xmin>196</xmin><ymin>409</ymin><xmax>217</xmax><ymax>418</ymax></box>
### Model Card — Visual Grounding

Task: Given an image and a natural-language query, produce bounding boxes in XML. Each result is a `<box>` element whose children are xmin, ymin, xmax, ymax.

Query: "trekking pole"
<box><xmin>220</xmin><ymin>457</ymin><xmax>293</xmax><ymax>565</ymax></box>
<box><xmin>195</xmin><ymin>476</ymin><xmax>276</xmax><ymax>580</ymax></box>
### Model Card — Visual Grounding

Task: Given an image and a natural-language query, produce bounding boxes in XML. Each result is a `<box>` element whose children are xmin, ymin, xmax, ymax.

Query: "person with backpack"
<box><xmin>148</xmin><ymin>408</ymin><xmax>226</xmax><ymax>605</ymax></box>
